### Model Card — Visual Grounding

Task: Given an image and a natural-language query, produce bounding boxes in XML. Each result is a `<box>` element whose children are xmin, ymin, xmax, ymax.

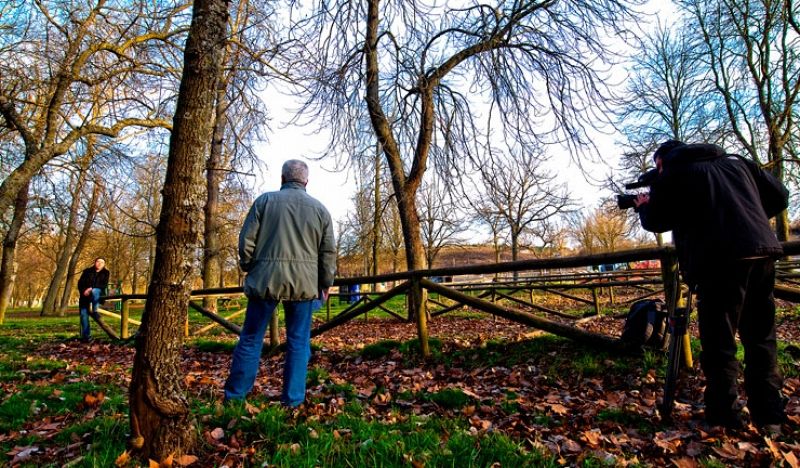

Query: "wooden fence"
<box><xmin>95</xmin><ymin>241</ymin><xmax>800</xmax><ymax>355</ymax></box>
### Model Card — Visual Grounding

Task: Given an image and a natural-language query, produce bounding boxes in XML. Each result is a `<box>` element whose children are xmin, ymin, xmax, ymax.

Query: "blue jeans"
<box><xmin>224</xmin><ymin>297</ymin><xmax>314</xmax><ymax>407</ymax></box>
<box><xmin>78</xmin><ymin>288</ymin><xmax>101</xmax><ymax>339</ymax></box>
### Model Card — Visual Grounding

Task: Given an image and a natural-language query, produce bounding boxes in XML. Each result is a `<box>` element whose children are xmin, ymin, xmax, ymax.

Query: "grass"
<box><xmin>2</xmin><ymin>301</ymin><xmax>800</xmax><ymax>466</ymax></box>
<box><xmin>422</xmin><ymin>388</ymin><xmax>475</xmax><ymax>409</ymax></box>
<box><xmin>199</xmin><ymin>397</ymin><xmax>554</xmax><ymax>467</ymax></box>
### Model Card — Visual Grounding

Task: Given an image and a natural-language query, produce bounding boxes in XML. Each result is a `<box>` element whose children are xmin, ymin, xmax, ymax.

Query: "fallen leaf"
<box><xmin>582</xmin><ymin>429</ymin><xmax>602</xmax><ymax>447</ymax></box>
<box><xmin>765</xmin><ymin>437</ymin><xmax>781</xmax><ymax>458</ymax></box>
<box><xmin>244</xmin><ymin>402</ymin><xmax>260</xmax><ymax>415</ymax></box>
<box><xmin>115</xmin><ymin>450</ymin><xmax>130</xmax><ymax>467</ymax></box>
<box><xmin>176</xmin><ymin>454</ymin><xmax>198</xmax><ymax>466</ymax></box>
<box><xmin>711</xmin><ymin>443</ymin><xmax>744</xmax><ymax>461</ymax></box>
<box><xmin>671</xmin><ymin>457</ymin><xmax>698</xmax><ymax>468</ymax></box>
<box><xmin>561</xmin><ymin>438</ymin><xmax>582</xmax><ymax>453</ymax></box>
<box><xmin>783</xmin><ymin>451</ymin><xmax>799</xmax><ymax>468</ymax></box>
<box><xmin>210</xmin><ymin>427</ymin><xmax>224</xmax><ymax>440</ymax></box>
<box><xmin>549</xmin><ymin>403</ymin><xmax>569</xmax><ymax>415</ymax></box>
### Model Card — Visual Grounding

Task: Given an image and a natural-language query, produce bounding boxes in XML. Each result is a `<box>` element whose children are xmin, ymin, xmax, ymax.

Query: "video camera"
<box><xmin>616</xmin><ymin>168</ymin><xmax>659</xmax><ymax>209</ymax></box>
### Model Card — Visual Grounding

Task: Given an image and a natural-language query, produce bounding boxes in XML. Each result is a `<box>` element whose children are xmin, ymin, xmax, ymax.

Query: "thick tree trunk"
<box><xmin>202</xmin><ymin>86</ymin><xmax>226</xmax><ymax>312</ymax></box>
<box><xmin>59</xmin><ymin>178</ymin><xmax>101</xmax><ymax>314</ymax></box>
<box><xmin>0</xmin><ymin>182</ymin><xmax>30</xmax><ymax>324</ymax></box>
<box><xmin>42</xmin><ymin>170</ymin><xmax>87</xmax><ymax>316</ymax></box>
<box><xmin>129</xmin><ymin>0</ymin><xmax>228</xmax><ymax>461</ymax></box>
<box><xmin>395</xmin><ymin>188</ymin><xmax>428</xmax><ymax>354</ymax></box>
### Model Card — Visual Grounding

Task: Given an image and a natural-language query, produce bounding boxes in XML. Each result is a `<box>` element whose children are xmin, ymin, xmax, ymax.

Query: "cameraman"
<box><xmin>633</xmin><ymin>140</ymin><xmax>789</xmax><ymax>434</ymax></box>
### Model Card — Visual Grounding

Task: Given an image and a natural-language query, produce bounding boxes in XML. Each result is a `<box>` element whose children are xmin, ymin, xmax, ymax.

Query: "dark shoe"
<box><xmin>705</xmin><ymin>411</ymin><xmax>747</xmax><ymax>431</ymax></box>
<box><xmin>758</xmin><ymin>423</ymin><xmax>782</xmax><ymax>438</ymax></box>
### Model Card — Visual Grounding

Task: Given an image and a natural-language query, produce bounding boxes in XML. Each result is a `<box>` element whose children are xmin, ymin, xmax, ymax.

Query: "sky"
<box><xmin>251</xmin><ymin>1</ymin><xmax>671</xmax><ymax>235</ymax></box>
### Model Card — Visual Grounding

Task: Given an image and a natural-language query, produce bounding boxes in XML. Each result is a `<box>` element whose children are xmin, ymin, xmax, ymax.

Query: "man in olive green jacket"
<box><xmin>224</xmin><ymin>160</ymin><xmax>336</xmax><ymax>407</ymax></box>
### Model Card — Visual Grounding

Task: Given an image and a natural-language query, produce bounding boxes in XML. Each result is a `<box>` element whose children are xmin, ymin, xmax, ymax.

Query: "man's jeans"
<box><xmin>78</xmin><ymin>288</ymin><xmax>101</xmax><ymax>340</ymax></box>
<box><xmin>224</xmin><ymin>297</ymin><xmax>314</xmax><ymax>407</ymax></box>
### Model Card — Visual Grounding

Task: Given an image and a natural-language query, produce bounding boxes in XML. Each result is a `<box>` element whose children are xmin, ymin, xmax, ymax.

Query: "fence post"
<box><xmin>410</xmin><ymin>275</ymin><xmax>430</xmax><ymax>357</ymax></box>
<box><xmin>120</xmin><ymin>298</ymin><xmax>129</xmax><ymax>339</ymax></box>
<box><xmin>592</xmin><ymin>287</ymin><xmax>601</xmax><ymax>315</ymax></box>
<box><xmin>269</xmin><ymin>305</ymin><xmax>280</xmax><ymax>348</ymax></box>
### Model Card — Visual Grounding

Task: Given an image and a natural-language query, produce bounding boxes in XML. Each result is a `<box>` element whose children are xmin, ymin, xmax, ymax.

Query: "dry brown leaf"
<box><xmin>176</xmin><ymin>454</ymin><xmax>199</xmax><ymax>466</ymax></box>
<box><xmin>130</xmin><ymin>436</ymin><xmax>145</xmax><ymax>449</ymax></box>
<box><xmin>114</xmin><ymin>450</ymin><xmax>130</xmax><ymax>467</ymax></box>
<box><xmin>671</xmin><ymin>457</ymin><xmax>698</xmax><ymax>468</ymax></box>
<box><xmin>244</xmin><ymin>402</ymin><xmax>261</xmax><ymax>415</ymax></box>
<box><xmin>161</xmin><ymin>453</ymin><xmax>173</xmax><ymax>467</ymax></box>
<box><xmin>653</xmin><ymin>438</ymin><xmax>678</xmax><ymax>454</ymax></box>
<box><xmin>549</xmin><ymin>403</ymin><xmax>569</xmax><ymax>415</ymax></box>
<box><xmin>711</xmin><ymin>443</ymin><xmax>744</xmax><ymax>460</ymax></box>
<box><xmin>765</xmin><ymin>437</ymin><xmax>782</xmax><ymax>458</ymax></box>
<box><xmin>784</xmin><ymin>451</ymin><xmax>799</xmax><ymax>468</ymax></box>
<box><xmin>582</xmin><ymin>429</ymin><xmax>602</xmax><ymax>447</ymax></box>
<box><xmin>562</xmin><ymin>438</ymin><xmax>582</xmax><ymax>453</ymax></box>
<box><xmin>149</xmin><ymin>459</ymin><xmax>160</xmax><ymax>468</ymax></box>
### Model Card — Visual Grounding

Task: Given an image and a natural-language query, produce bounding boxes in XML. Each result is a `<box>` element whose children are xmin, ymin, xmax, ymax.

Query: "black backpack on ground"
<box><xmin>621</xmin><ymin>299</ymin><xmax>668</xmax><ymax>350</ymax></box>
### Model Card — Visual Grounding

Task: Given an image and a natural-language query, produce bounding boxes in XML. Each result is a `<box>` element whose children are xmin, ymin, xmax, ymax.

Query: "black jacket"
<box><xmin>638</xmin><ymin>143</ymin><xmax>788</xmax><ymax>284</ymax></box>
<box><xmin>77</xmin><ymin>266</ymin><xmax>110</xmax><ymax>294</ymax></box>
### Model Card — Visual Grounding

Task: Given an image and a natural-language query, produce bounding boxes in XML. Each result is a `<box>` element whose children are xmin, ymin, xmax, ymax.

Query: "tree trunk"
<box><xmin>42</xmin><ymin>170</ymin><xmax>87</xmax><ymax>316</ymax></box>
<box><xmin>202</xmin><ymin>85</ymin><xmax>227</xmax><ymax>312</ymax></box>
<box><xmin>511</xmin><ymin>229</ymin><xmax>520</xmax><ymax>280</ymax></box>
<box><xmin>129</xmin><ymin>0</ymin><xmax>228</xmax><ymax>461</ymax></box>
<box><xmin>395</xmin><ymin>187</ymin><xmax>428</xmax><ymax>354</ymax></box>
<box><xmin>371</xmin><ymin>147</ymin><xmax>381</xmax><ymax>287</ymax></box>
<box><xmin>772</xmin><ymin>157</ymin><xmax>789</xmax><ymax>241</ymax></box>
<box><xmin>0</xmin><ymin>182</ymin><xmax>30</xmax><ymax>324</ymax></box>
<box><xmin>59</xmin><ymin>178</ymin><xmax>102</xmax><ymax>314</ymax></box>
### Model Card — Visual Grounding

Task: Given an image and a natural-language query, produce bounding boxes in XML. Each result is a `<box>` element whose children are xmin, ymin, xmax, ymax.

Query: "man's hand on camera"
<box><xmin>633</xmin><ymin>193</ymin><xmax>649</xmax><ymax>208</ymax></box>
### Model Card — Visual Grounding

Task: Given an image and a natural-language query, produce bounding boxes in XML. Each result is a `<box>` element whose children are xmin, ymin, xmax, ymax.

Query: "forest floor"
<box><xmin>1</xmin><ymin>302</ymin><xmax>799</xmax><ymax>467</ymax></box>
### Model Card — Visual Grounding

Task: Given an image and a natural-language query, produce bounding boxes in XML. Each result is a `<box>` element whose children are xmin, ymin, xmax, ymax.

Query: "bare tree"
<box><xmin>128</xmin><ymin>0</ymin><xmax>229</xmax><ymax>461</ymax></box>
<box><xmin>477</xmin><ymin>150</ymin><xmax>573</xmax><ymax>266</ymax></box>
<box><xmin>202</xmin><ymin>0</ymin><xmax>278</xmax><ymax>309</ymax></box>
<box><xmin>0</xmin><ymin>1</ymin><xmax>187</xmax><ymax>215</ymax></box>
<box><xmin>40</xmin><ymin>160</ymin><xmax>92</xmax><ymax>316</ymax></box>
<box><xmin>615</xmin><ymin>23</ymin><xmax>722</xmax><ymax>163</ymax></box>
<box><xmin>679</xmin><ymin>0</ymin><xmax>800</xmax><ymax>239</ymax></box>
<box><xmin>59</xmin><ymin>175</ymin><xmax>102</xmax><ymax>315</ymax></box>
<box><xmin>418</xmin><ymin>177</ymin><xmax>467</xmax><ymax>268</ymax></box>
<box><xmin>294</xmin><ymin>0</ymin><xmax>643</xmax><ymax>345</ymax></box>
<box><xmin>566</xmin><ymin>199</ymin><xmax>639</xmax><ymax>254</ymax></box>
<box><xmin>0</xmin><ymin>0</ymin><xmax>188</xmax><ymax>320</ymax></box>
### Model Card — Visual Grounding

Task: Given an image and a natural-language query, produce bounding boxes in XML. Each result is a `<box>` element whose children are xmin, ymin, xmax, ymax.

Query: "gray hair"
<box><xmin>281</xmin><ymin>159</ymin><xmax>309</xmax><ymax>184</ymax></box>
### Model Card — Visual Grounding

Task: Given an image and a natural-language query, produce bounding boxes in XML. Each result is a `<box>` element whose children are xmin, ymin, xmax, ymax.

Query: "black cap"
<box><xmin>654</xmin><ymin>140</ymin><xmax>685</xmax><ymax>161</ymax></box>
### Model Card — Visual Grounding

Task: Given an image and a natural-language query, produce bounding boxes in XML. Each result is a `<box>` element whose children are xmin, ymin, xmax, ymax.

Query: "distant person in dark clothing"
<box><xmin>77</xmin><ymin>257</ymin><xmax>110</xmax><ymax>341</ymax></box>
<box><xmin>634</xmin><ymin>140</ymin><xmax>789</xmax><ymax>435</ymax></box>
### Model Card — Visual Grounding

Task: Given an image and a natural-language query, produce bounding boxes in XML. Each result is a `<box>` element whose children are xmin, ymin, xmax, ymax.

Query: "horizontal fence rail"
<box><xmin>94</xmin><ymin>241</ymin><xmax>800</xmax><ymax>346</ymax></box>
